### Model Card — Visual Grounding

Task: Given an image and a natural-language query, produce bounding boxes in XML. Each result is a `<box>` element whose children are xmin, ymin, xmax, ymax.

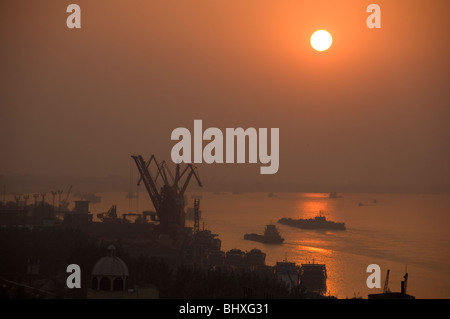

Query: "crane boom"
<box><xmin>160</xmin><ymin>161</ymin><xmax>175</xmax><ymax>184</ymax></box>
<box><xmin>131</xmin><ymin>154</ymin><xmax>202</xmax><ymax>229</ymax></box>
<box><xmin>131</xmin><ymin>155</ymin><xmax>161</xmax><ymax>211</ymax></box>
<box><xmin>194</xmin><ymin>198</ymin><xmax>200</xmax><ymax>233</ymax></box>
<box><xmin>383</xmin><ymin>269</ymin><xmax>390</xmax><ymax>293</ymax></box>
<box><xmin>179</xmin><ymin>165</ymin><xmax>202</xmax><ymax>196</ymax></box>
<box><xmin>64</xmin><ymin>185</ymin><xmax>72</xmax><ymax>203</ymax></box>
<box><xmin>136</xmin><ymin>155</ymin><xmax>157</xmax><ymax>186</ymax></box>
<box><xmin>60</xmin><ymin>185</ymin><xmax>72</xmax><ymax>209</ymax></box>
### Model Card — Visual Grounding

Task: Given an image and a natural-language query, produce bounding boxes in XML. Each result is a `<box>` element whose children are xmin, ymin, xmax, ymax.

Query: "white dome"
<box><xmin>92</xmin><ymin>245</ymin><xmax>129</xmax><ymax>277</ymax></box>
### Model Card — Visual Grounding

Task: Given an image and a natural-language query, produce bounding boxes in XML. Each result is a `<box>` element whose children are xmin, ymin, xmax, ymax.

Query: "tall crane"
<box><xmin>383</xmin><ymin>269</ymin><xmax>390</xmax><ymax>293</ymax></box>
<box><xmin>131</xmin><ymin>154</ymin><xmax>202</xmax><ymax>230</ymax></box>
<box><xmin>60</xmin><ymin>185</ymin><xmax>72</xmax><ymax>211</ymax></box>
<box><xmin>193</xmin><ymin>199</ymin><xmax>200</xmax><ymax>233</ymax></box>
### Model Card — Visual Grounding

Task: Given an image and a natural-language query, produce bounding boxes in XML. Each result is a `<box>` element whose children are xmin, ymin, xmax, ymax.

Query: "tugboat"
<box><xmin>278</xmin><ymin>211</ymin><xmax>346</xmax><ymax>230</ymax></box>
<box><xmin>244</xmin><ymin>224</ymin><xmax>284</xmax><ymax>244</ymax></box>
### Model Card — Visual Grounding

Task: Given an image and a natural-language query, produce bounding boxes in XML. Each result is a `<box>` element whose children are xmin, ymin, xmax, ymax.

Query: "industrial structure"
<box><xmin>131</xmin><ymin>154</ymin><xmax>202</xmax><ymax>232</ymax></box>
<box><xmin>368</xmin><ymin>269</ymin><xmax>415</xmax><ymax>299</ymax></box>
<box><xmin>0</xmin><ymin>154</ymin><xmax>335</xmax><ymax>299</ymax></box>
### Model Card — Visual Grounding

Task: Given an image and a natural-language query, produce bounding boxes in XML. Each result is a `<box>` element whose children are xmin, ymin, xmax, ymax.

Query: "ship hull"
<box><xmin>278</xmin><ymin>218</ymin><xmax>346</xmax><ymax>230</ymax></box>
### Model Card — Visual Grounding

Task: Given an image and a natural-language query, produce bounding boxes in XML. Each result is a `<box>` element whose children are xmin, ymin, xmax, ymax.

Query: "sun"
<box><xmin>310</xmin><ymin>30</ymin><xmax>332</xmax><ymax>51</ymax></box>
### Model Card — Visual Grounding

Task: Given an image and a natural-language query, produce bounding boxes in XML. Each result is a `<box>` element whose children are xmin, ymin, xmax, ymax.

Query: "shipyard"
<box><xmin>0</xmin><ymin>156</ymin><xmax>422</xmax><ymax>299</ymax></box>
<box><xmin>0</xmin><ymin>154</ymin><xmax>336</xmax><ymax>299</ymax></box>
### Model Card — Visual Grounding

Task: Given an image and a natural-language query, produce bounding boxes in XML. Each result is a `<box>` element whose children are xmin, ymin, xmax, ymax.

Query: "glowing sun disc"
<box><xmin>311</xmin><ymin>30</ymin><xmax>332</xmax><ymax>51</ymax></box>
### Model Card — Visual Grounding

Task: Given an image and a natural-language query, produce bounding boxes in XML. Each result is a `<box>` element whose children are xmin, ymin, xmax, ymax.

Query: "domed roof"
<box><xmin>92</xmin><ymin>245</ymin><xmax>129</xmax><ymax>277</ymax></box>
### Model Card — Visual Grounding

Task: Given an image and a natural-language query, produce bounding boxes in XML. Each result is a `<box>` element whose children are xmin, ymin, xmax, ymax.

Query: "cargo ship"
<box><xmin>244</xmin><ymin>224</ymin><xmax>284</xmax><ymax>244</ymax></box>
<box><xmin>300</xmin><ymin>260</ymin><xmax>327</xmax><ymax>294</ymax></box>
<box><xmin>278</xmin><ymin>211</ymin><xmax>346</xmax><ymax>230</ymax></box>
<box><xmin>275</xmin><ymin>260</ymin><xmax>299</xmax><ymax>289</ymax></box>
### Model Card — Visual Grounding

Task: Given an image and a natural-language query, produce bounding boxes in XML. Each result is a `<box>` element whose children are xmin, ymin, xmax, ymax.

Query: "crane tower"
<box><xmin>131</xmin><ymin>154</ymin><xmax>202</xmax><ymax>230</ymax></box>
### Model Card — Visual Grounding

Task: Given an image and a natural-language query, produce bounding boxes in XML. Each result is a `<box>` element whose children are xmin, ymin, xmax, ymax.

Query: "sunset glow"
<box><xmin>310</xmin><ymin>30</ymin><xmax>333</xmax><ymax>51</ymax></box>
<box><xmin>1</xmin><ymin>0</ymin><xmax>449</xmax><ymax>303</ymax></box>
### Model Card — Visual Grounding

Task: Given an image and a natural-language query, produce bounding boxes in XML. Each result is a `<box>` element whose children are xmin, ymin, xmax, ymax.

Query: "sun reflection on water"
<box><xmin>290</xmin><ymin>243</ymin><xmax>339</xmax><ymax>298</ymax></box>
<box><xmin>300</xmin><ymin>245</ymin><xmax>331</xmax><ymax>254</ymax></box>
<box><xmin>295</xmin><ymin>193</ymin><xmax>333</xmax><ymax>219</ymax></box>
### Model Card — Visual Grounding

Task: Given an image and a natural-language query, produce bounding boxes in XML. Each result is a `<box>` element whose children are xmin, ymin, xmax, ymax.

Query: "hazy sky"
<box><xmin>1</xmin><ymin>0</ymin><xmax>449</xmax><ymax>193</ymax></box>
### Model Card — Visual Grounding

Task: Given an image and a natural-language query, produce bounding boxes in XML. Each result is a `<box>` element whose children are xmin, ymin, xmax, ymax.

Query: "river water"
<box><xmin>86</xmin><ymin>191</ymin><xmax>450</xmax><ymax>299</ymax></box>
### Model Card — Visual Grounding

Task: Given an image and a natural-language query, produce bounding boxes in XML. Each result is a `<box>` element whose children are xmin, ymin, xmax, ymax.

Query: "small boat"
<box><xmin>244</xmin><ymin>224</ymin><xmax>284</xmax><ymax>244</ymax></box>
<box><xmin>329</xmin><ymin>192</ymin><xmax>343</xmax><ymax>198</ymax></box>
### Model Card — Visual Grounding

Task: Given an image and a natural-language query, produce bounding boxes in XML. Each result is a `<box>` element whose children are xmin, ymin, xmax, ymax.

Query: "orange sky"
<box><xmin>1</xmin><ymin>0</ymin><xmax>449</xmax><ymax>193</ymax></box>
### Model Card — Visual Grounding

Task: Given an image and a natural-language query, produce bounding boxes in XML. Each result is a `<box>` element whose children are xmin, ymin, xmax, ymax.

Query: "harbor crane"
<box><xmin>193</xmin><ymin>198</ymin><xmax>200</xmax><ymax>233</ymax></box>
<box><xmin>59</xmin><ymin>185</ymin><xmax>72</xmax><ymax>211</ymax></box>
<box><xmin>131</xmin><ymin>154</ymin><xmax>202</xmax><ymax>229</ymax></box>
<box><xmin>383</xmin><ymin>269</ymin><xmax>390</xmax><ymax>293</ymax></box>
